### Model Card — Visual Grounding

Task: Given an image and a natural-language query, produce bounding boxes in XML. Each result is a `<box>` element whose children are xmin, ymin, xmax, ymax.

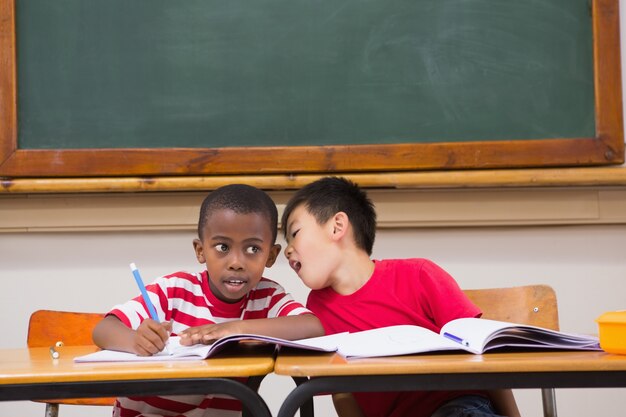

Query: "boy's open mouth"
<box><xmin>224</xmin><ymin>278</ymin><xmax>247</xmax><ymax>289</ymax></box>
<box><xmin>289</xmin><ymin>260</ymin><xmax>302</xmax><ymax>273</ymax></box>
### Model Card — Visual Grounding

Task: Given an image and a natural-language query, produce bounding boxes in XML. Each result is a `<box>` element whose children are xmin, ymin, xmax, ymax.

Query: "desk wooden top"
<box><xmin>274</xmin><ymin>350</ymin><xmax>626</xmax><ymax>377</ymax></box>
<box><xmin>0</xmin><ymin>346</ymin><xmax>275</xmax><ymax>385</ymax></box>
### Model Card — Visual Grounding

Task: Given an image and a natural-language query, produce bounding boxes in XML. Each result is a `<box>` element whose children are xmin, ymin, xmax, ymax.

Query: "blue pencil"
<box><xmin>130</xmin><ymin>262</ymin><xmax>160</xmax><ymax>322</ymax></box>
<box><xmin>130</xmin><ymin>263</ymin><xmax>171</xmax><ymax>354</ymax></box>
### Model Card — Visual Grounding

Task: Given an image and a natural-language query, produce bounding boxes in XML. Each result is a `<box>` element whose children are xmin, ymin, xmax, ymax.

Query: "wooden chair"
<box><xmin>27</xmin><ymin>310</ymin><xmax>115</xmax><ymax>417</ymax></box>
<box><xmin>323</xmin><ymin>285</ymin><xmax>561</xmax><ymax>417</ymax></box>
<box><xmin>464</xmin><ymin>284</ymin><xmax>560</xmax><ymax>417</ymax></box>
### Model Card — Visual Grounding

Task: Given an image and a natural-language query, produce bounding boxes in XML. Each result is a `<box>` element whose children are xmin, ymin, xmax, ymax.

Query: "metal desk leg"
<box><xmin>278</xmin><ymin>377</ymin><xmax>340</xmax><ymax>417</ymax></box>
<box><xmin>541</xmin><ymin>388</ymin><xmax>557</xmax><ymax>417</ymax></box>
<box><xmin>291</xmin><ymin>377</ymin><xmax>314</xmax><ymax>417</ymax></box>
<box><xmin>243</xmin><ymin>375</ymin><xmax>269</xmax><ymax>417</ymax></box>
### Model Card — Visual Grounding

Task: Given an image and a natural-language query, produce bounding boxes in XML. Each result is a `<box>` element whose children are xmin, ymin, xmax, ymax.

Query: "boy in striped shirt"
<box><xmin>93</xmin><ymin>184</ymin><xmax>324</xmax><ymax>417</ymax></box>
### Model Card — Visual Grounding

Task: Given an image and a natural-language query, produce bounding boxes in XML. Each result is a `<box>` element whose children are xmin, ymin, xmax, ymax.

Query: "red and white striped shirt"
<box><xmin>108</xmin><ymin>270</ymin><xmax>311</xmax><ymax>417</ymax></box>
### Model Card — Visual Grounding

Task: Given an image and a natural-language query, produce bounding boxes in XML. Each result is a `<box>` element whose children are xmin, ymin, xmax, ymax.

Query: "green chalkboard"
<box><xmin>16</xmin><ymin>0</ymin><xmax>595</xmax><ymax>149</ymax></box>
<box><xmin>1</xmin><ymin>0</ymin><xmax>622</xmax><ymax>178</ymax></box>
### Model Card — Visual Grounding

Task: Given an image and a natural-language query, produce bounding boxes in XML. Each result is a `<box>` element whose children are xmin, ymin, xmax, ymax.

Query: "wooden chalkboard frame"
<box><xmin>0</xmin><ymin>0</ymin><xmax>623</xmax><ymax>178</ymax></box>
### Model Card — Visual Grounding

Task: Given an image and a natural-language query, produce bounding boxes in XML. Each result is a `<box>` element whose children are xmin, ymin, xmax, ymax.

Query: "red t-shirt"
<box><xmin>306</xmin><ymin>258</ymin><xmax>484</xmax><ymax>417</ymax></box>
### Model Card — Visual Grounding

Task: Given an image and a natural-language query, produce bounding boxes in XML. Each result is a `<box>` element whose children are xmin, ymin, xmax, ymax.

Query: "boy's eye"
<box><xmin>291</xmin><ymin>229</ymin><xmax>300</xmax><ymax>239</ymax></box>
<box><xmin>245</xmin><ymin>246</ymin><xmax>260</xmax><ymax>255</ymax></box>
<box><xmin>214</xmin><ymin>243</ymin><xmax>229</xmax><ymax>253</ymax></box>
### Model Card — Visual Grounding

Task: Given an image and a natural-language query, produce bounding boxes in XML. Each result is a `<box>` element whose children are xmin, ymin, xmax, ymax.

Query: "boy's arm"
<box><xmin>332</xmin><ymin>393</ymin><xmax>365</xmax><ymax>417</ymax></box>
<box><xmin>92</xmin><ymin>315</ymin><xmax>170</xmax><ymax>356</ymax></box>
<box><xmin>488</xmin><ymin>389</ymin><xmax>521</xmax><ymax>417</ymax></box>
<box><xmin>238</xmin><ymin>314</ymin><xmax>325</xmax><ymax>339</ymax></box>
<box><xmin>180</xmin><ymin>314</ymin><xmax>325</xmax><ymax>345</ymax></box>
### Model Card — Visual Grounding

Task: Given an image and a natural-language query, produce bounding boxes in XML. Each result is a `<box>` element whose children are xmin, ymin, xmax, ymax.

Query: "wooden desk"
<box><xmin>275</xmin><ymin>350</ymin><xmax>626</xmax><ymax>417</ymax></box>
<box><xmin>0</xmin><ymin>345</ymin><xmax>274</xmax><ymax>417</ymax></box>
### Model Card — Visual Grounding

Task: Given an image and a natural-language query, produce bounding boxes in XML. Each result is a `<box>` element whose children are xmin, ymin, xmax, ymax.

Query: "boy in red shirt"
<box><xmin>281</xmin><ymin>176</ymin><xmax>520</xmax><ymax>417</ymax></box>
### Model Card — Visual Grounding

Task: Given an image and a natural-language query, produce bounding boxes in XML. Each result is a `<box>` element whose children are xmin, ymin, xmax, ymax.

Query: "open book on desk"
<box><xmin>74</xmin><ymin>318</ymin><xmax>600</xmax><ymax>362</ymax></box>
<box><xmin>73</xmin><ymin>333</ymin><xmax>342</xmax><ymax>363</ymax></box>
<box><xmin>332</xmin><ymin>318</ymin><xmax>601</xmax><ymax>358</ymax></box>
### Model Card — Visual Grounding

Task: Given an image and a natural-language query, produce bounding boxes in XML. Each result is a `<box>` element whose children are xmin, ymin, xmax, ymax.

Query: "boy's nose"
<box><xmin>227</xmin><ymin>254</ymin><xmax>244</xmax><ymax>270</ymax></box>
<box><xmin>228</xmin><ymin>262</ymin><xmax>244</xmax><ymax>271</ymax></box>
<box><xmin>284</xmin><ymin>245</ymin><xmax>292</xmax><ymax>258</ymax></box>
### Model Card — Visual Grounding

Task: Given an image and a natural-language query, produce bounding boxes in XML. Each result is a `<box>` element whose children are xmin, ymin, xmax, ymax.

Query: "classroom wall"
<box><xmin>0</xmin><ymin>1</ymin><xmax>625</xmax><ymax>416</ymax></box>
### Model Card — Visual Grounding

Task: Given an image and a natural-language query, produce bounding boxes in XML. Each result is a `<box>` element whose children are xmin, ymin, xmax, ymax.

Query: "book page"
<box><xmin>74</xmin><ymin>337</ymin><xmax>213</xmax><ymax>362</ymax></box>
<box><xmin>207</xmin><ymin>332</ymin><xmax>342</xmax><ymax>356</ymax></box>
<box><xmin>288</xmin><ymin>332</ymin><xmax>347</xmax><ymax>351</ymax></box>
<box><xmin>74</xmin><ymin>333</ymin><xmax>342</xmax><ymax>363</ymax></box>
<box><xmin>335</xmin><ymin>325</ymin><xmax>464</xmax><ymax>358</ymax></box>
<box><xmin>440</xmin><ymin>318</ymin><xmax>516</xmax><ymax>353</ymax></box>
<box><xmin>440</xmin><ymin>318</ymin><xmax>600</xmax><ymax>354</ymax></box>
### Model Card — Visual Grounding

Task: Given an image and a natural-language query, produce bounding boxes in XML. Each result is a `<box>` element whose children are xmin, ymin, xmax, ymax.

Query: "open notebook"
<box><xmin>74</xmin><ymin>333</ymin><xmax>342</xmax><ymax>362</ymax></box>
<box><xmin>74</xmin><ymin>318</ymin><xmax>600</xmax><ymax>362</ymax></box>
<box><xmin>331</xmin><ymin>317</ymin><xmax>600</xmax><ymax>358</ymax></box>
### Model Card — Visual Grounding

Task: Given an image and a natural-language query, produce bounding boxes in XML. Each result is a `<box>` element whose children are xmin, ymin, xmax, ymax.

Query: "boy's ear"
<box><xmin>330</xmin><ymin>212</ymin><xmax>349</xmax><ymax>241</ymax></box>
<box><xmin>193</xmin><ymin>238</ymin><xmax>206</xmax><ymax>264</ymax></box>
<box><xmin>265</xmin><ymin>243</ymin><xmax>282</xmax><ymax>267</ymax></box>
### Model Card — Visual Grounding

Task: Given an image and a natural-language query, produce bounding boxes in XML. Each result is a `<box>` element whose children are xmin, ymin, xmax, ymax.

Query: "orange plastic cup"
<box><xmin>596</xmin><ymin>311</ymin><xmax>626</xmax><ymax>354</ymax></box>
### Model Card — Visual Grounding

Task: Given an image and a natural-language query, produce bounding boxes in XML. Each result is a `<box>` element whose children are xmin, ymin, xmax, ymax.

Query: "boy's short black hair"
<box><xmin>281</xmin><ymin>177</ymin><xmax>376</xmax><ymax>255</ymax></box>
<box><xmin>198</xmin><ymin>184</ymin><xmax>278</xmax><ymax>243</ymax></box>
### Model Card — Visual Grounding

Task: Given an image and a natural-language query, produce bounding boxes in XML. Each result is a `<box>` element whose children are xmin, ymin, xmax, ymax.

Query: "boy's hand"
<box><xmin>133</xmin><ymin>319</ymin><xmax>171</xmax><ymax>356</ymax></box>
<box><xmin>179</xmin><ymin>321</ymin><xmax>244</xmax><ymax>345</ymax></box>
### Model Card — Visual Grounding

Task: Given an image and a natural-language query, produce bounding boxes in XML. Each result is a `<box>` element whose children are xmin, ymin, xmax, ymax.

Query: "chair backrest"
<box><xmin>27</xmin><ymin>310</ymin><xmax>105</xmax><ymax>347</ymax></box>
<box><xmin>27</xmin><ymin>310</ymin><xmax>115</xmax><ymax>409</ymax></box>
<box><xmin>463</xmin><ymin>284</ymin><xmax>559</xmax><ymax>331</ymax></box>
<box><xmin>463</xmin><ymin>285</ymin><xmax>560</xmax><ymax>417</ymax></box>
